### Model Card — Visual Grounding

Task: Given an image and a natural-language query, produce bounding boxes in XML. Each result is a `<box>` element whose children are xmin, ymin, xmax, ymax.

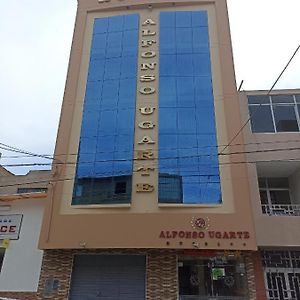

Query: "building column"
<box><xmin>245</xmin><ymin>252</ymin><xmax>257</xmax><ymax>300</ymax></box>
<box><xmin>251</xmin><ymin>251</ymin><xmax>267</xmax><ymax>300</ymax></box>
<box><xmin>37</xmin><ymin>250</ymin><xmax>74</xmax><ymax>300</ymax></box>
<box><xmin>146</xmin><ymin>250</ymin><xmax>178</xmax><ymax>300</ymax></box>
<box><xmin>245</xmin><ymin>251</ymin><xmax>267</xmax><ymax>300</ymax></box>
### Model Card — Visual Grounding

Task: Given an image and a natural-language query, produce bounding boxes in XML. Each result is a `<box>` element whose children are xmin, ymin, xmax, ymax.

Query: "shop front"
<box><xmin>179</xmin><ymin>251</ymin><xmax>249</xmax><ymax>300</ymax></box>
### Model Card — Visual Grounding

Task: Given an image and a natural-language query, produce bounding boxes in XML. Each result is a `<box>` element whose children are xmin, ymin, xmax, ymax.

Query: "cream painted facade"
<box><xmin>239</xmin><ymin>89</ymin><xmax>300</xmax><ymax>248</ymax></box>
<box><xmin>0</xmin><ymin>199</ymin><xmax>45</xmax><ymax>292</ymax></box>
<box><xmin>39</xmin><ymin>0</ymin><xmax>257</xmax><ymax>251</ymax></box>
<box><xmin>0</xmin><ymin>168</ymin><xmax>49</xmax><ymax>293</ymax></box>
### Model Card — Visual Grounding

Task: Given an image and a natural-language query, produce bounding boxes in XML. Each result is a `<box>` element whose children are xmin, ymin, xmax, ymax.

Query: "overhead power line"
<box><xmin>1</xmin><ymin>145</ymin><xmax>300</xmax><ymax>168</ymax></box>
<box><xmin>0</xmin><ymin>143</ymin><xmax>53</xmax><ymax>160</ymax></box>
<box><xmin>1</xmin><ymin>138</ymin><xmax>300</xmax><ymax>160</ymax></box>
<box><xmin>220</xmin><ymin>44</ymin><xmax>300</xmax><ymax>155</ymax></box>
<box><xmin>1</xmin><ymin>153</ymin><xmax>300</xmax><ymax>190</ymax></box>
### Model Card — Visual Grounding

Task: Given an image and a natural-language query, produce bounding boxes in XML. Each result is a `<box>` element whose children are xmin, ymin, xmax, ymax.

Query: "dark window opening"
<box><xmin>114</xmin><ymin>182</ymin><xmax>127</xmax><ymax>194</ymax></box>
<box><xmin>17</xmin><ymin>188</ymin><xmax>47</xmax><ymax>194</ymax></box>
<box><xmin>258</xmin><ymin>177</ymin><xmax>300</xmax><ymax>216</ymax></box>
<box><xmin>72</xmin><ymin>176</ymin><xmax>132</xmax><ymax>205</ymax></box>
<box><xmin>248</xmin><ymin>94</ymin><xmax>300</xmax><ymax>133</ymax></box>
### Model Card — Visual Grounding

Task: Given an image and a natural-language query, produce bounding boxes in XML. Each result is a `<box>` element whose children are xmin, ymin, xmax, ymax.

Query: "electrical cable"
<box><xmin>0</xmin><ymin>143</ymin><xmax>53</xmax><ymax>160</ymax></box>
<box><xmin>1</xmin><ymin>137</ymin><xmax>300</xmax><ymax>159</ymax></box>
<box><xmin>1</xmin><ymin>145</ymin><xmax>300</xmax><ymax>168</ymax></box>
<box><xmin>219</xmin><ymin>44</ymin><xmax>300</xmax><ymax>155</ymax></box>
<box><xmin>1</xmin><ymin>155</ymin><xmax>300</xmax><ymax>189</ymax></box>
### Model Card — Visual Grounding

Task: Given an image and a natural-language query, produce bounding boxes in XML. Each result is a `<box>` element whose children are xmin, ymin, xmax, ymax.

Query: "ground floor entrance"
<box><xmin>69</xmin><ymin>255</ymin><xmax>146</xmax><ymax>300</ymax></box>
<box><xmin>31</xmin><ymin>249</ymin><xmax>260</xmax><ymax>300</ymax></box>
<box><xmin>178</xmin><ymin>253</ymin><xmax>249</xmax><ymax>300</ymax></box>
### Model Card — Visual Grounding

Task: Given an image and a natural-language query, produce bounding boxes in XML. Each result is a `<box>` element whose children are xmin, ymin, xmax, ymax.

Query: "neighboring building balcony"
<box><xmin>261</xmin><ymin>203</ymin><xmax>300</xmax><ymax>216</ymax></box>
<box><xmin>259</xmin><ymin>177</ymin><xmax>300</xmax><ymax>217</ymax></box>
<box><xmin>250</xmin><ymin>164</ymin><xmax>300</xmax><ymax>247</ymax></box>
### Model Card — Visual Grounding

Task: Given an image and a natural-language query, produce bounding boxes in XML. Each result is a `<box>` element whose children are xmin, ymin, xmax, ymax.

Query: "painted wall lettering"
<box><xmin>141</xmin><ymin>40</ymin><xmax>156</xmax><ymax>47</ymax></box>
<box><xmin>142</xmin><ymin>19</ymin><xmax>156</xmax><ymax>26</ymax></box>
<box><xmin>136</xmin><ymin>166</ymin><xmax>155</xmax><ymax>176</ymax></box>
<box><xmin>141</xmin><ymin>63</ymin><xmax>156</xmax><ymax>70</ymax></box>
<box><xmin>135</xmin><ymin>16</ymin><xmax>158</xmax><ymax>195</ymax></box>
<box><xmin>136</xmin><ymin>183</ymin><xmax>155</xmax><ymax>192</ymax></box>
<box><xmin>138</xmin><ymin>121</ymin><xmax>155</xmax><ymax>129</ymax></box>
<box><xmin>141</xmin><ymin>51</ymin><xmax>156</xmax><ymax>58</ymax></box>
<box><xmin>142</xmin><ymin>29</ymin><xmax>156</xmax><ymax>36</ymax></box>
<box><xmin>140</xmin><ymin>75</ymin><xmax>156</xmax><ymax>82</ymax></box>
<box><xmin>138</xmin><ymin>136</ymin><xmax>155</xmax><ymax>145</ymax></box>
<box><xmin>159</xmin><ymin>230</ymin><xmax>251</xmax><ymax>240</ymax></box>
<box><xmin>137</xmin><ymin>150</ymin><xmax>154</xmax><ymax>160</ymax></box>
<box><xmin>140</xmin><ymin>107</ymin><xmax>155</xmax><ymax>115</ymax></box>
<box><xmin>140</xmin><ymin>86</ymin><xmax>156</xmax><ymax>95</ymax></box>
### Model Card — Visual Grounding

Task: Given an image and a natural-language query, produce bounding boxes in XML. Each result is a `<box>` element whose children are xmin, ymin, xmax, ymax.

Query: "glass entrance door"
<box><xmin>178</xmin><ymin>256</ymin><xmax>249</xmax><ymax>300</ymax></box>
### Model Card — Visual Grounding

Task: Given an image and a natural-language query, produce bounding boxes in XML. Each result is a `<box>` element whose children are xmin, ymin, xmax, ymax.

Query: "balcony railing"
<box><xmin>262</xmin><ymin>204</ymin><xmax>300</xmax><ymax>216</ymax></box>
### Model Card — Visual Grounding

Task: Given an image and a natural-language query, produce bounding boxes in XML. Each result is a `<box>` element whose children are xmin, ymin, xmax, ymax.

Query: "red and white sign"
<box><xmin>0</xmin><ymin>215</ymin><xmax>23</xmax><ymax>240</ymax></box>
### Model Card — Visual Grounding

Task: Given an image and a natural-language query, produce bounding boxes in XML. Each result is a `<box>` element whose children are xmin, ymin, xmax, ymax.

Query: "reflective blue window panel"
<box><xmin>72</xmin><ymin>14</ymin><xmax>139</xmax><ymax>205</ymax></box>
<box><xmin>158</xmin><ymin>11</ymin><xmax>221</xmax><ymax>204</ymax></box>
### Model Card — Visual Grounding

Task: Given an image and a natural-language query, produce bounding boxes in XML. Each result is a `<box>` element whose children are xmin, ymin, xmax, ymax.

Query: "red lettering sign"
<box><xmin>159</xmin><ymin>230</ymin><xmax>250</xmax><ymax>240</ymax></box>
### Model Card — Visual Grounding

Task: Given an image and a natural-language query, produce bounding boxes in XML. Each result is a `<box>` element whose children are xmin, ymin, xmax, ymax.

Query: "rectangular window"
<box><xmin>72</xmin><ymin>14</ymin><xmax>139</xmax><ymax>205</ymax></box>
<box><xmin>158</xmin><ymin>11</ymin><xmax>221</xmax><ymax>204</ymax></box>
<box><xmin>248</xmin><ymin>94</ymin><xmax>300</xmax><ymax>133</ymax></box>
<box><xmin>258</xmin><ymin>177</ymin><xmax>300</xmax><ymax>216</ymax></box>
<box><xmin>17</xmin><ymin>188</ymin><xmax>47</xmax><ymax>194</ymax></box>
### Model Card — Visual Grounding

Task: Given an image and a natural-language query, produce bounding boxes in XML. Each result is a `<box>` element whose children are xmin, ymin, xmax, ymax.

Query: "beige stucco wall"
<box><xmin>0</xmin><ymin>169</ymin><xmax>50</xmax><ymax>196</ymax></box>
<box><xmin>60</xmin><ymin>2</ymin><xmax>234</xmax><ymax>214</ymax></box>
<box><xmin>240</xmin><ymin>89</ymin><xmax>300</xmax><ymax>247</ymax></box>
<box><xmin>39</xmin><ymin>0</ymin><xmax>257</xmax><ymax>250</ymax></box>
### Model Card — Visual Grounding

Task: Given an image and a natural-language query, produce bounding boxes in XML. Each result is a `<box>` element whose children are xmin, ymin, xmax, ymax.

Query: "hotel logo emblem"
<box><xmin>191</xmin><ymin>217</ymin><xmax>210</xmax><ymax>230</ymax></box>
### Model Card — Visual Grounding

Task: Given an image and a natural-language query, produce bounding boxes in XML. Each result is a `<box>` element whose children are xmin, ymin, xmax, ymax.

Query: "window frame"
<box><xmin>17</xmin><ymin>187</ymin><xmax>47</xmax><ymax>194</ymax></box>
<box><xmin>258</xmin><ymin>177</ymin><xmax>295</xmax><ymax>216</ymax></box>
<box><xmin>249</xmin><ymin>94</ymin><xmax>300</xmax><ymax>133</ymax></box>
<box><xmin>259</xmin><ymin>178</ymin><xmax>292</xmax><ymax>206</ymax></box>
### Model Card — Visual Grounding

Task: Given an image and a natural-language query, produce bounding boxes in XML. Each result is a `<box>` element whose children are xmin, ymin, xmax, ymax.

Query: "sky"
<box><xmin>0</xmin><ymin>0</ymin><xmax>299</xmax><ymax>175</ymax></box>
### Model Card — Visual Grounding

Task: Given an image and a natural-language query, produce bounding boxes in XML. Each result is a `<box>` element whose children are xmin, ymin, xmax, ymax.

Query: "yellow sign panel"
<box><xmin>2</xmin><ymin>239</ymin><xmax>10</xmax><ymax>249</ymax></box>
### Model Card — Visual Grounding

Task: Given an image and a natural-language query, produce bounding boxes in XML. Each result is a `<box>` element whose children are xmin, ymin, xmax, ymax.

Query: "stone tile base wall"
<box><xmin>37</xmin><ymin>249</ymin><xmax>74</xmax><ymax>299</ymax></box>
<box><xmin>0</xmin><ymin>249</ymin><xmax>262</xmax><ymax>300</ymax></box>
<box><xmin>245</xmin><ymin>252</ymin><xmax>257</xmax><ymax>300</ymax></box>
<box><xmin>244</xmin><ymin>251</ymin><xmax>267</xmax><ymax>300</ymax></box>
<box><xmin>146</xmin><ymin>250</ymin><xmax>178</xmax><ymax>300</ymax></box>
<box><xmin>251</xmin><ymin>252</ymin><xmax>267</xmax><ymax>300</ymax></box>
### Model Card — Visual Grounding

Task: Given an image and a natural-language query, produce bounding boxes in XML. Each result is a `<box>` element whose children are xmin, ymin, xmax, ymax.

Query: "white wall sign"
<box><xmin>0</xmin><ymin>214</ymin><xmax>23</xmax><ymax>240</ymax></box>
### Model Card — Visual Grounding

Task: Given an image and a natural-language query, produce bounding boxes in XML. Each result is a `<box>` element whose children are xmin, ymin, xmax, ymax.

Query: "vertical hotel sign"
<box><xmin>135</xmin><ymin>14</ymin><xmax>158</xmax><ymax>193</ymax></box>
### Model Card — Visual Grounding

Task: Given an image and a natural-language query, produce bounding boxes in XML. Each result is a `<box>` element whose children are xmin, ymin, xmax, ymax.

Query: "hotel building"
<box><xmin>36</xmin><ymin>0</ymin><xmax>264</xmax><ymax>299</ymax></box>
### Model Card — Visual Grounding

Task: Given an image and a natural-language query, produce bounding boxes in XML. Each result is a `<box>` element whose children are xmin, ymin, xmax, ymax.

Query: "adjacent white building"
<box><xmin>0</xmin><ymin>167</ymin><xmax>49</xmax><ymax>295</ymax></box>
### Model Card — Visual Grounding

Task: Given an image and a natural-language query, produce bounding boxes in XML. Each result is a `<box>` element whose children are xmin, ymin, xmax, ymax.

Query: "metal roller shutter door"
<box><xmin>69</xmin><ymin>255</ymin><xmax>146</xmax><ymax>300</ymax></box>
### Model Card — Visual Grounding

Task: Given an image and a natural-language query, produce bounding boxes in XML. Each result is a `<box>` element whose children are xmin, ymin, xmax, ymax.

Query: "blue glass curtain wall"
<box><xmin>158</xmin><ymin>11</ymin><xmax>221</xmax><ymax>204</ymax></box>
<box><xmin>72</xmin><ymin>14</ymin><xmax>139</xmax><ymax>205</ymax></box>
